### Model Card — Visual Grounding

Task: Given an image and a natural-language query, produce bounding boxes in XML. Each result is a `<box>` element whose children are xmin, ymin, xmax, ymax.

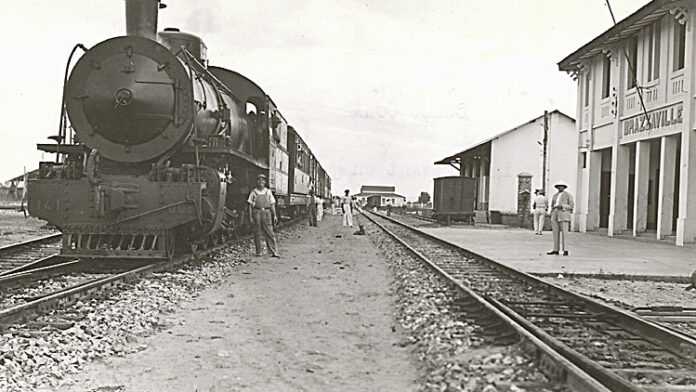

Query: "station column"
<box><xmin>608</xmin><ymin>144</ymin><xmax>630</xmax><ymax>236</ymax></box>
<box><xmin>677</xmin><ymin>9</ymin><xmax>696</xmax><ymax>246</ymax></box>
<box><xmin>576</xmin><ymin>150</ymin><xmax>601</xmax><ymax>232</ymax></box>
<box><xmin>657</xmin><ymin>135</ymin><xmax>677</xmax><ymax>240</ymax></box>
<box><xmin>633</xmin><ymin>141</ymin><xmax>651</xmax><ymax>236</ymax></box>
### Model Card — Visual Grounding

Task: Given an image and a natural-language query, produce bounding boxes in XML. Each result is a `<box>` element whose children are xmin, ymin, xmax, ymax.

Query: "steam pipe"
<box><xmin>125</xmin><ymin>0</ymin><xmax>164</xmax><ymax>40</ymax></box>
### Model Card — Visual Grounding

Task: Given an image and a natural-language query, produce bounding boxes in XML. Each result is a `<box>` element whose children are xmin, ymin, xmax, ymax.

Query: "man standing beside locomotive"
<box><xmin>547</xmin><ymin>181</ymin><xmax>574</xmax><ymax>256</ymax></box>
<box><xmin>248</xmin><ymin>174</ymin><xmax>280</xmax><ymax>257</ymax></box>
<box><xmin>307</xmin><ymin>189</ymin><xmax>318</xmax><ymax>227</ymax></box>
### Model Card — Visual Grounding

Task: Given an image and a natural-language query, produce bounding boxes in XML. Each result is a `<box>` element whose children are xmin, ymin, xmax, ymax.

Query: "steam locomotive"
<box><xmin>28</xmin><ymin>0</ymin><xmax>330</xmax><ymax>260</ymax></box>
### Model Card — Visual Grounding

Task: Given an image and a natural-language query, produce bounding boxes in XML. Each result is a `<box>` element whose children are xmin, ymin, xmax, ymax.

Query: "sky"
<box><xmin>0</xmin><ymin>0</ymin><xmax>645</xmax><ymax>200</ymax></box>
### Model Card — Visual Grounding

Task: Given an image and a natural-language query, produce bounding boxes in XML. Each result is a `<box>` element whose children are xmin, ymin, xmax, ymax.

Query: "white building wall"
<box><xmin>547</xmin><ymin>114</ymin><xmax>579</xmax><ymax>195</ymax></box>
<box><xmin>381</xmin><ymin>196</ymin><xmax>406</xmax><ymax>207</ymax></box>
<box><xmin>488</xmin><ymin>112</ymin><xmax>577</xmax><ymax>213</ymax></box>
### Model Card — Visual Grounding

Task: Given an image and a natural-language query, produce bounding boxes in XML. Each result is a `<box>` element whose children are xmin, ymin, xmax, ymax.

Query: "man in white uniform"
<box><xmin>247</xmin><ymin>174</ymin><xmax>279</xmax><ymax>257</ymax></box>
<box><xmin>316</xmin><ymin>195</ymin><xmax>324</xmax><ymax>222</ymax></box>
<box><xmin>532</xmin><ymin>189</ymin><xmax>548</xmax><ymax>235</ymax></box>
<box><xmin>342</xmin><ymin>189</ymin><xmax>353</xmax><ymax>227</ymax></box>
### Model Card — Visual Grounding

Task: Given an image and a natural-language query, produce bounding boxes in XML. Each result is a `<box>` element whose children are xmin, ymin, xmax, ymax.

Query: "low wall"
<box><xmin>496</xmin><ymin>212</ymin><xmax>552</xmax><ymax>231</ymax></box>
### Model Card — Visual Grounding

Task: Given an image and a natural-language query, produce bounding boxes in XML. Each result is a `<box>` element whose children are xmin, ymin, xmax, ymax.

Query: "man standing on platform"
<box><xmin>342</xmin><ymin>189</ymin><xmax>353</xmax><ymax>227</ymax></box>
<box><xmin>547</xmin><ymin>181</ymin><xmax>574</xmax><ymax>256</ymax></box>
<box><xmin>247</xmin><ymin>174</ymin><xmax>280</xmax><ymax>257</ymax></box>
<box><xmin>532</xmin><ymin>189</ymin><xmax>548</xmax><ymax>235</ymax></box>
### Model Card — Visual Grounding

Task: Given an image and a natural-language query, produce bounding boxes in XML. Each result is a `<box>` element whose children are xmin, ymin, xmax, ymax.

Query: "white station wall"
<box><xmin>488</xmin><ymin>113</ymin><xmax>577</xmax><ymax>213</ymax></box>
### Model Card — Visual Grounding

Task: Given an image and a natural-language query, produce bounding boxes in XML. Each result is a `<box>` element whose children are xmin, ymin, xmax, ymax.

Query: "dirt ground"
<box><xmin>54</xmin><ymin>215</ymin><xmax>417</xmax><ymax>392</ymax></box>
<box><xmin>0</xmin><ymin>210</ymin><xmax>54</xmax><ymax>247</ymax></box>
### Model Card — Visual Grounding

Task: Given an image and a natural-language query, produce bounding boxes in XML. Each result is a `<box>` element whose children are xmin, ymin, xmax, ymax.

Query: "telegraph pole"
<box><xmin>542</xmin><ymin>110</ymin><xmax>549</xmax><ymax>193</ymax></box>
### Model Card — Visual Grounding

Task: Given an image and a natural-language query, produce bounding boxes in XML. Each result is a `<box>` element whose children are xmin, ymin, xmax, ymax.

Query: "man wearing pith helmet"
<box><xmin>547</xmin><ymin>180</ymin><xmax>574</xmax><ymax>256</ymax></box>
<box><xmin>247</xmin><ymin>173</ymin><xmax>280</xmax><ymax>257</ymax></box>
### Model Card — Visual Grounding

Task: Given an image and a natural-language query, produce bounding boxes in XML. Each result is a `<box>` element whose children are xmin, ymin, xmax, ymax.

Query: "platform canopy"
<box><xmin>558</xmin><ymin>0</ymin><xmax>683</xmax><ymax>72</ymax></box>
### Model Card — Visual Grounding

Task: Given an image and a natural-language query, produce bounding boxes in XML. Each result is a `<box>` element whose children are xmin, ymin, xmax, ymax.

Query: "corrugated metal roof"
<box><xmin>434</xmin><ymin>109</ymin><xmax>575</xmax><ymax>165</ymax></box>
<box><xmin>360</xmin><ymin>185</ymin><xmax>395</xmax><ymax>193</ymax></box>
<box><xmin>357</xmin><ymin>192</ymin><xmax>406</xmax><ymax>199</ymax></box>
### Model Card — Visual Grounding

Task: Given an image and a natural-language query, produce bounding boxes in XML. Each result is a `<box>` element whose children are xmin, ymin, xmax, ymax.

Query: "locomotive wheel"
<box><xmin>165</xmin><ymin>233</ymin><xmax>176</xmax><ymax>262</ymax></box>
<box><xmin>190</xmin><ymin>242</ymin><xmax>200</xmax><ymax>259</ymax></box>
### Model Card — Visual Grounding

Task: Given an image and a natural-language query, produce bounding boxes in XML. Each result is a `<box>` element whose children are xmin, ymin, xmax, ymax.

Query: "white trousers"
<box><xmin>533</xmin><ymin>210</ymin><xmax>545</xmax><ymax>233</ymax></box>
<box><xmin>343</xmin><ymin>208</ymin><xmax>353</xmax><ymax>227</ymax></box>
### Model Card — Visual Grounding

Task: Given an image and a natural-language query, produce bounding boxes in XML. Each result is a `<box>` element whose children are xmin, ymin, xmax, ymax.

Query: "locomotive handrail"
<box><xmin>57</xmin><ymin>43</ymin><xmax>88</xmax><ymax>151</ymax></box>
<box><xmin>177</xmin><ymin>48</ymin><xmax>240</xmax><ymax>106</ymax></box>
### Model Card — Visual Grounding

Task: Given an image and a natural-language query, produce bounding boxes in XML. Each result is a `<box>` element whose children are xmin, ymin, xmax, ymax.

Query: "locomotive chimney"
<box><xmin>125</xmin><ymin>0</ymin><xmax>165</xmax><ymax>40</ymax></box>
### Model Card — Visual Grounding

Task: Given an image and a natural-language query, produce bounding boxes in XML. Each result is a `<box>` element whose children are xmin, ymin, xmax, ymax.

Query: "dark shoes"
<box><xmin>547</xmin><ymin>250</ymin><xmax>569</xmax><ymax>256</ymax></box>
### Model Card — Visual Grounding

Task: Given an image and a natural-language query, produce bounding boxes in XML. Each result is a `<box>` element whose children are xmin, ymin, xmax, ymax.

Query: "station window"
<box><xmin>646</xmin><ymin>22</ymin><xmax>660</xmax><ymax>82</ymax></box>
<box><xmin>601</xmin><ymin>56</ymin><xmax>611</xmax><ymax>98</ymax></box>
<box><xmin>627</xmin><ymin>36</ymin><xmax>638</xmax><ymax>89</ymax></box>
<box><xmin>674</xmin><ymin>21</ymin><xmax>686</xmax><ymax>71</ymax></box>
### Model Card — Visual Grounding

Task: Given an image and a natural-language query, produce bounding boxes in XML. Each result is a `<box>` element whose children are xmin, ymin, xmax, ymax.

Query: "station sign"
<box><xmin>621</xmin><ymin>103</ymin><xmax>683</xmax><ymax>143</ymax></box>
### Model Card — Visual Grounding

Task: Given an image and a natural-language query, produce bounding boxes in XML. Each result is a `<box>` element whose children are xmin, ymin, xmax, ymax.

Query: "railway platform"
<box><xmin>421</xmin><ymin>225</ymin><xmax>696</xmax><ymax>278</ymax></box>
<box><xmin>55</xmin><ymin>215</ymin><xmax>417</xmax><ymax>392</ymax></box>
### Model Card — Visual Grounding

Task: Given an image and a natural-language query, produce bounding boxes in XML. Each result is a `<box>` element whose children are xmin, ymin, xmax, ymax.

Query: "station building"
<box><xmin>355</xmin><ymin>185</ymin><xmax>406</xmax><ymax>207</ymax></box>
<box><xmin>558</xmin><ymin>0</ymin><xmax>695</xmax><ymax>245</ymax></box>
<box><xmin>435</xmin><ymin>111</ymin><xmax>577</xmax><ymax>220</ymax></box>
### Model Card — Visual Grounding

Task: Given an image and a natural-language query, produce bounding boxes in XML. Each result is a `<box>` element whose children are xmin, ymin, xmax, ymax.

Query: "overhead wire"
<box><xmin>604</xmin><ymin>0</ymin><xmax>652</xmax><ymax>128</ymax></box>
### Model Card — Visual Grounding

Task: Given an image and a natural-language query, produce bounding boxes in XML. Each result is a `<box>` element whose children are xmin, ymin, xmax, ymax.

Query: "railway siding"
<box><xmin>365</xmin><ymin>211</ymin><xmax>696</xmax><ymax>392</ymax></box>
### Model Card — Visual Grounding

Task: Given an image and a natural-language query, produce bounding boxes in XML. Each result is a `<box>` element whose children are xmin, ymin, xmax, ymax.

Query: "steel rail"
<box><xmin>0</xmin><ymin>217</ymin><xmax>304</xmax><ymax>328</ymax></box>
<box><xmin>0</xmin><ymin>258</ymin><xmax>83</xmax><ymax>287</ymax></box>
<box><xmin>0</xmin><ymin>233</ymin><xmax>63</xmax><ymax>277</ymax></box>
<box><xmin>364</xmin><ymin>211</ymin><xmax>611</xmax><ymax>392</ymax></box>
<box><xmin>0</xmin><ymin>233</ymin><xmax>62</xmax><ymax>254</ymax></box>
<box><xmin>365</xmin><ymin>210</ymin><xmax>696</xmax><ymax>392</ymax></box>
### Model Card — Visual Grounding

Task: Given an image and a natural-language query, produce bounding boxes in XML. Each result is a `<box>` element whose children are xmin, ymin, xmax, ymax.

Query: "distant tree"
<box><xmin>418</xmin><ymin>192</ymin><xmax>430</xmax><ymax>204</ymax></box>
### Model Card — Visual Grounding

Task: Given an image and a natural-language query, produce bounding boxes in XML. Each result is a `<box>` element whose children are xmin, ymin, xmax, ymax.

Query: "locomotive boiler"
<box><xmin>28</xmin><ymin>0</ymin><xmax>331</xmax><ymax>260</ymax></box>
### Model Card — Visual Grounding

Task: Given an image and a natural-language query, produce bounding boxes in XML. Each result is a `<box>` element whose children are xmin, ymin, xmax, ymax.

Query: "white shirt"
<box><xmin>533</xmin><ymin>195</ymin><xmax>548</xmax><ymax>210</ymax></box>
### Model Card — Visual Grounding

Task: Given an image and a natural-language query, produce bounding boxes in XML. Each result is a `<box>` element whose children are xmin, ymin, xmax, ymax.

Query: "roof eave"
<box><xmin>558</xmin><ymin>0</ymin><xmax>677</xmax><ymax>71</ymax></box>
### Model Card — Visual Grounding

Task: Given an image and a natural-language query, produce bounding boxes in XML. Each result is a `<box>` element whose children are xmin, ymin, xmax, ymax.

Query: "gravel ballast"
<box><xmin>0</xmin><ymin>225</ymin><xmax>301</xmax><ymax>392</ymax></box>
<box><xmin>364</xmin><ymin>220</ymin><xmax>564</xmax><ymax>392</ymax></box>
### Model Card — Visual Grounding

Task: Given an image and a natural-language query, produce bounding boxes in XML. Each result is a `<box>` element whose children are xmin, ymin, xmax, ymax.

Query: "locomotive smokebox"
<box><xmin>125</xmin><ymin>0</ymin><xmax>164</xmax><ymax>40</ymax></box>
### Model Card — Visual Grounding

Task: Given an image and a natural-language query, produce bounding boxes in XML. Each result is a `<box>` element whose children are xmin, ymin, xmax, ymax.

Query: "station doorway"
<box><xmin>595</xmin><ymin>135</ymin><xmax>681</xmax><ymax>235</ymax></box>
<box><xmin>599</xmin><ymin>148</ymin><xmax>612</xmax><ymax>228</ymax></box>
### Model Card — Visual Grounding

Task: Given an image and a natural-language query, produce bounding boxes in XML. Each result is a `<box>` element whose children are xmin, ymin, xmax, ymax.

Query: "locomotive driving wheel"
<box><xmin>165</xmin><ymin>232</ymin><xmax>176</xmax><ymax>262</ymax></box>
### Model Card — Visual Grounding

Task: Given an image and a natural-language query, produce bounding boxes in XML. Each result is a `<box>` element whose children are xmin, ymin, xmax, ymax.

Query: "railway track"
<box><xmin>390</xmin><ymin>210</ymin><xmax>438</xmax><ymax>225</ymax></box>
<box><xmin>365</xmin><ymin>210</ymin><xmax>696</xmax><ymax>392</ymax></box>
<box><xmin>0</xmin><ymin>233</ymin><xmax>62</xmax><ymax>276</ymax></box>
<box><xmin>0</xmin><ymin>217</ymin><xmax>304</xmax><ymax>328</ymax></box>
